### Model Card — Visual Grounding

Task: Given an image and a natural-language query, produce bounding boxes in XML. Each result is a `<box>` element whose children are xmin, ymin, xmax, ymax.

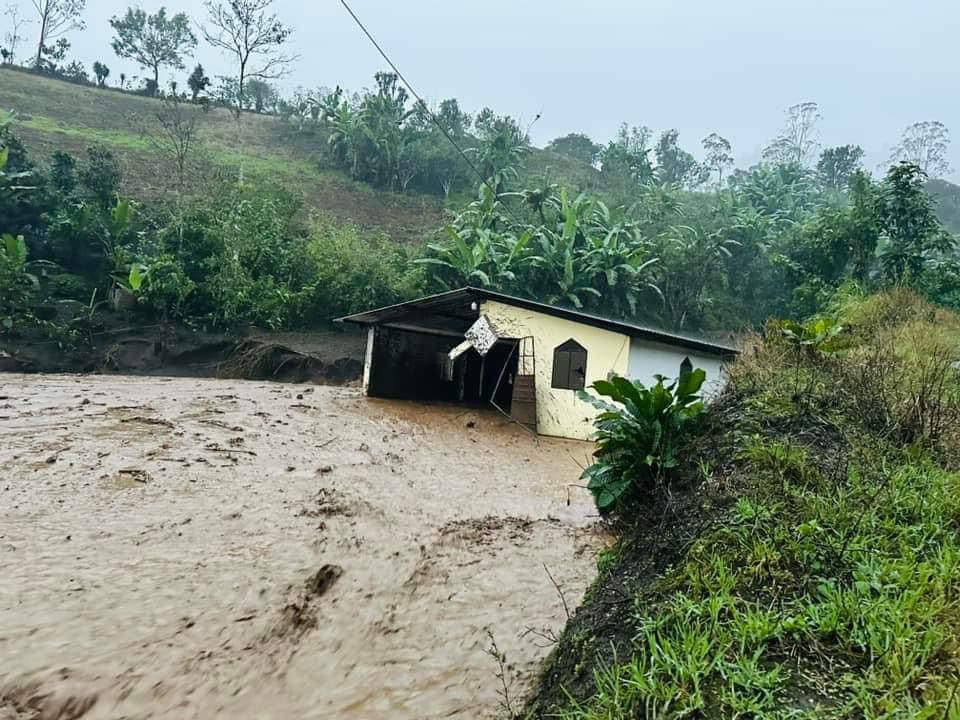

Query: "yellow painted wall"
<box><xmin>481</xmin><ymin>300</ymin><xmax>631</xmax><ymax>441</ymax></box>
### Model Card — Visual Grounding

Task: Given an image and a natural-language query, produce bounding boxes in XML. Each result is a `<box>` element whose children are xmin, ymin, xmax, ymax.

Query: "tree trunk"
<box><xmin>35</xmin><ymin>12</ymin><xmax>47</xmax><ymax>68</ymax></box>
<box><xmin>153</xmin><ymin>65</ymin><xmax>160</xmax><ymax>95</ymax></box>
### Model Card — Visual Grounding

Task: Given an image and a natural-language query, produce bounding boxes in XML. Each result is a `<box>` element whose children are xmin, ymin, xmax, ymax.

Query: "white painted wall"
<box><xmin>481</xmin><ymin>300</ymin><xmax>631</xmax><ymax>441</ymax></box>
<box><xmin>362</xmin><ymin>327</ymin><xmax>375</xmax><ymax>395</ymax></box>
<box><xmin>627</xmin><ymin>338</ymin><xmax>728</xmax><ymax>398</ymax></box>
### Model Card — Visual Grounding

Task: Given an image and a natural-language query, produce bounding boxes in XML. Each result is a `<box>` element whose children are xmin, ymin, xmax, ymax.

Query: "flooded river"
<box><xmin>0</xmin><ymin>374</ymin><xmax>602</xmax><ymax>719</ymax></box>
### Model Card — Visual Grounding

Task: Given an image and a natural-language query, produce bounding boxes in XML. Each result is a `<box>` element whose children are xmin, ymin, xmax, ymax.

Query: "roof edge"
<box><xmin>337</xmin><ymin>286</ymin><xmax>739</xmax><ymax>356</ymax></box>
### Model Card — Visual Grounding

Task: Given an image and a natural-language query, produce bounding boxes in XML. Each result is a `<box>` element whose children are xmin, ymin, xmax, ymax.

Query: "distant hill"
<box><xmin>0</xmin><ymin>68</ymin><xmax>447</xmax><ymax>244</ymax></box>
<box><xmin>0</xmin><ymin>68</ymin><xmax>602</xmax><ymax>245</ymax></box>
<box><xmin>927</xmin><ymin>178</ymin><xmax>960</xmax><ymax>234</ymax></box>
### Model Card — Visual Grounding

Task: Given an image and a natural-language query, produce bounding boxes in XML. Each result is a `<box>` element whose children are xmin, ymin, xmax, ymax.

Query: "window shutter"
<box><xmin>552</xmin><ymin>339</ymin><xmax>588</xmax><ymax>390</ymax></box>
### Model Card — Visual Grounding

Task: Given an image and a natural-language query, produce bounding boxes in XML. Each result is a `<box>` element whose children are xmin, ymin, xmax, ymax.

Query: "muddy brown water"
<box><xmin>0</xmin><ymin>374</ymin><xmax>604</xmax><ymax>719</ymax></box>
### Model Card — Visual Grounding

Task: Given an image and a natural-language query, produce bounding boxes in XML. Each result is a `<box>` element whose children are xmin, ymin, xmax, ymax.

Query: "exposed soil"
<box><xmin>0</xmin><ymin>374</ymin><xmax>603</xmax><ymax>720</ymax></box>
<box><xmin>0</xmin><ymin>328</ymin><xmax>366</xmax><ymax>385</ymax></box>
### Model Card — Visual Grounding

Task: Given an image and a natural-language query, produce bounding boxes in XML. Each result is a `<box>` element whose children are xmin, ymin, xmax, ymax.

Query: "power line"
<box><xmin>337</xmin><ymin>0</ymin><xmax>526</xmax><ymax>223</ymax></box>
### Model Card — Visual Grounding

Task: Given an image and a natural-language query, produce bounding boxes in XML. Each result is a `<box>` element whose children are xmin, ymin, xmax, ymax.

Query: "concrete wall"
<box><xmin>481</xmin><ymin>300</ymin><xmax>631</xmax><ymax>441</ymax></box>
<box><xmin>627</xmin><ymin>338</ymin><xmax>728</xmax><ymax>398</ymax></box>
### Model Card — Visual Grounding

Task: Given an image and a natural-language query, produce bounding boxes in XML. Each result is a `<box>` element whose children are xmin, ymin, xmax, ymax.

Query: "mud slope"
<box><xmin>0</xmin><ymin>375</ymin><xmax>603</xmax><ymax>720</ymax></box>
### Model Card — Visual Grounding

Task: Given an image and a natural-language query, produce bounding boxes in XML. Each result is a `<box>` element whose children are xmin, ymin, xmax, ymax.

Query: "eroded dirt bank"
<box><xmin>0</xmin><ymin>374</ymin><xmax>603</xmax><ymax>719</ymax></box>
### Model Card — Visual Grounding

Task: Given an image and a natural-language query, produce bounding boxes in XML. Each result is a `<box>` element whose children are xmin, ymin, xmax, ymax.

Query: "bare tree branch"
<box><xmin>200</xmin><ymin>0</ymin><xmax>298</xmax><ymax>113</ymax></box>
<box><xmin>30</xmin><ymin>0</ymin><xmax>85</xmax><ymax>68</ymax></box>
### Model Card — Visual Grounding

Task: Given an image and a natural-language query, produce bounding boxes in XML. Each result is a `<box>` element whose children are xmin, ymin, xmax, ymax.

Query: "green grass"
<box><xmin>0</xmin><ymin>66</ymin><xmax>446</xmax><ymax>243</ymax></box>
<box><xmin>18</xmin><ymin>113</ymin><xmax>153</xmax><ymax>150</ymax></box>
<box><xmin>550</xmin><ymin>290</ymin><xmax>960</xmax><ymax>719</ymax></box>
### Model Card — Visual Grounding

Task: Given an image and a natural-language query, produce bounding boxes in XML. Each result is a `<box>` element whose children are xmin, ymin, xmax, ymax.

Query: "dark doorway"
<box><xmin>367</xmin><ymin>327</ymin><xmax>519</xmax><ymax>411</ymax></box>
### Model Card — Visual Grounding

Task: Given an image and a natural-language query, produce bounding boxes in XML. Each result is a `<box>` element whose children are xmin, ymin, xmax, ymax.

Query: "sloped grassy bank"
<box><xmin>526</xmin><ymin>289</ymin><xmax>960</xmax><ymax>719</ymax></box>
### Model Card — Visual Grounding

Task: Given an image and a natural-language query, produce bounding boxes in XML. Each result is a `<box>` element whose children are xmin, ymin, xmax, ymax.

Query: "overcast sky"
<box><xmin>8</xmin><ymin>0</ymin><xmax>959</xmax><ymax>178</ymax></box>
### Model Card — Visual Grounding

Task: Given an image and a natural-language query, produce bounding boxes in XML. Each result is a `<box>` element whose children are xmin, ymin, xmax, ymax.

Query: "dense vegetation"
<box><xmin>530</xmin><ymin>289</ymin><xmax>960</xmax><ymax>718</ymax></box>
<box><xmin>1</xmin><ymin>0</ymin><xmax>959</xmax><ymax>346</ymax></box>
<box><xmin>5</xmin><ymin>4</ymin><xmax>960</xmax><ymax>716</ymax></box>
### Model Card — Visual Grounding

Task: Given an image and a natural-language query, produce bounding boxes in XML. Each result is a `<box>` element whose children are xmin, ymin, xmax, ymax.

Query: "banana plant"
<box><xmin>583</xmin><ymin>202</ymin><xmax>661</xmax><ymax>315</ymax></box>
<box><xmin>417</xmin><ymin>226</ymin><xmax>494</xmax><ymax>287</ymax></box>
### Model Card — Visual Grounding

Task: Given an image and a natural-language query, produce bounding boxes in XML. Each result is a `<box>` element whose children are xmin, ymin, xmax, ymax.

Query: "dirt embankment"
<box><xmin>522</xmin><ymin>399</ymin><xmax>741</xmax><ymax>716</ymax></box>
<box><xmin>0</xmin><ymin>375</ymin><xmax>604</xmax><ymax>720</ymax></box>
<box><xmin>0</xmin><ymin>328</ymin><xmax>366</xmax><ymax>386</ymax></box>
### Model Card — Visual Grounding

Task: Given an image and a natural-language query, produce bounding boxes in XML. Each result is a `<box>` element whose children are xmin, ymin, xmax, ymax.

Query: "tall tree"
<box><xmin>187</xmin><ymin>64</ymin><xmax>210</xmax><ymax>101</ymax></box>
<box><xmin>30</xmin><ymin>0</ymin><xmax>85</xmax><ymax>68</ymax></box>
<box><xmin>654</xmin><ymin>129</ymin><xmax>702</xmax><ymax>187</ymax></box>
<box><xmin>469</xmin><ymin>107</ymin><xmax>529</xmax><ymax>190</ymax></box>
<box><xmin>92</xmin><ymin>60</ymin><xmax>109</xmax><ymax>87</ymax></box>
<box><xmin>875</xmin><ymin>162</ymin><xmax>954</xmax><ymax>282</ymax></box>
<box><xmin>435</xmin><ymin>98</ymin><xmax>471</xmax><ymax>138</ymax></box>
<box><xmin>547</xmin><ymin>133</ymin><xmax>601</xmax><ymax>165</ymax></box>
<box><xmin>201</xmin><ymin>0</ymin><xmax>296</xmax><ymax>113</ymax></box>
<box><xmin>600</xmin><ymin>123</ymin><xmax>655</xmax><ymax>189</ymax></box>
<box><xmin>3</xmin><ymin>4</ymin><xmax>31</xmax><ymax>64</ymax></box>
<box><xmin>143</xmin><ymin>95</ymin><xmax>202</xmax><ymax>193</ymax></box>
<box><xmin>109</xmin><ymin>7</ymin><xmax>196</xmax><ymax>94</ymax></box>
<box><xmin>245</xmin><ymin>79</ymin><xmax>277</xmax><ymax>113</ymax></box>
<box><xmin>888</xmin><ymin>121</ymin><xmax>951</xmax><ymax>179</ymax></box>
<box><xmin>876</xmin><ymin>162</ymin><xmax>955</xmax><ymax>282</ymax></box>
<box><xmin>817</xmin><ymin>144</ymin><xmax>864</xmax><ymax>190</ymax></box>
<box><xmin>763</xmin><ymin>101</ymin><xmax>821</xmax><ymax>166</ymax></box>
<box><xmin>701</xmin><ymin>132</ymin><xmax>733</xmax><ymax>187</ymax></box>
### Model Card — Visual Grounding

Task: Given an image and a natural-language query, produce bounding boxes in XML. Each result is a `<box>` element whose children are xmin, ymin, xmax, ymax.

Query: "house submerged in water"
<box><xmin>339</xmin><ymin>287</ymin><xmax>738</xmax><ymax>441</ymax></box>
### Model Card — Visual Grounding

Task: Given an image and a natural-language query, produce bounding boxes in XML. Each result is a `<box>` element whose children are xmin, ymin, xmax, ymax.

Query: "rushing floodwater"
<box><xmin>0</xmin><ymin>374</ymin><xmax>602</xmax><ymax>719</ymax></box>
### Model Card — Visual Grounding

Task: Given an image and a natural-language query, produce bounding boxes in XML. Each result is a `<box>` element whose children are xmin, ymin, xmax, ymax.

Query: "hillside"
<box><xmin>0</xmin><ymin>68</ymin><xmax>605</xmax><ymax>245</ymax></box>
<box><xmin>928</xmin><ymin>177</ymin><xmax>960</xmax><ymax>234</ymax></box>
<box><xmin>0</xmin><ymin>67</ymin><xmax>447</xmax><ymax>244</ymax></box>
<box><xmin>527</xmin><ymin>289</ymin><xmax>960</xmax><ymax>718</ymax></box>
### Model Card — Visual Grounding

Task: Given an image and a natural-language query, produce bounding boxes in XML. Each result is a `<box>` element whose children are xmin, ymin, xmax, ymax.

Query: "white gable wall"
<box><xmin>628</xmin><ymin>337</ymin><xmax>728</xmax><ymax>398</ymax></box>
<box><xmin>481</xmin><ymin>300</ymin><xmax>631</xmax><ymax>440</ymax></box>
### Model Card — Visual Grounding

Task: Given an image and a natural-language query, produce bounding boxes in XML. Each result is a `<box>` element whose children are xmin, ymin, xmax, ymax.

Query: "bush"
<box><xmin>0</xmin><ymin>233</ymin><xmax>35</xmax><ymax>332</ymax></box>
<box><xmin>135</xmin><ymin>255</ymin><xmax>195</xmax><ymax>320</ymax></box>
<box><xmin>579</xmin><ymin>362</ymin><xmax>708</xmax><ymax>513</ymax></box>
<box><xmin>291</xmin><ymin>220</ymin><xmax>424</xmax><ymax>324</ymax></box>
<box><xmin>557</xmin><ymin>291</ymin><xmax>960</xmax><ymax>719</ymax></box>
<box><xmin>46</xmin><ymin>272</ymin><xmax>93</xmax><ymax>302</ymax></box>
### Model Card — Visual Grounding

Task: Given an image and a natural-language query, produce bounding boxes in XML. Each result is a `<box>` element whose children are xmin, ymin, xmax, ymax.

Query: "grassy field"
<box><xmin>0</xmin><ymin>67</ymin><xmax>447</xmax><ymax>243</ymax></box>
<box><xmin>527</xmin><ymin>289</ymin><xmax>960</xmax><ymax>718</ymax></box>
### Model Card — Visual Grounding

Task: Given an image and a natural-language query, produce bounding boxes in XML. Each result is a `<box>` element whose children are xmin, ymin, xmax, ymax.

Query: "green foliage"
<box><xmin>110</xmin><ymin>7</ymin><xmax>197</xmax><ymax>90</ymax></box>
<box><xmin>322</xmin><ymin>71</ymin><xmax>483</xmax><ymax>196</ymax></box>
<box><xmin>292</xmin><ymin>220</ymin><xmax>424</xmax><ymax>323</ymax></box>
<box><xmin>187</xmin><ymin>63</ymin><xmax>210</xmax><ymax>100</ymax></box>
<box><xmin>560</xmin><ymin>293</ymin><xmax>960</xmax><ymax>719</ymax></box>
<box><xmin>49</xmin><ymin>150</ymin><xmax>77</xmax><ymax>194</ymax></box>
<box><xmin>875</xmin><ymin>162</ymin><xmax>955</xmax><ymax>283</ymax></box>
<box><xmin>547</xmin><ymin>133</ymin><xmax>601</xmax><ymax>165</ymax></box>
<box><xmin>134</xmin><ymin>254</ymin><xmax>195</xmax><ymax>319</ymax></box>
<box><xmin>0</xmin><ymin>232</ymin><xmax>35</xmax><ymax>331</ymax></box>
<box><xmin>92</xmin><ymin>60</ymin><xmax>109</xmax><ymax>87</ymax></box>
<box><xmin>579</xmin><ymin>362</ymin><xmax>707</xmax><ymax>513</ymax></box>
<box><xmin>778</xmin><ymin>316</ymin><xmax>846</xmax><ymax>354</ymax></box>
<box><xmin>817</xmin><ymin>144</ymin><xmax>864</xmax><ymax>190</ymax></box>
<box><xmin>420</xmin><ymin>183</ymin><xmax>661</xmax><ymax>318</ymax></box>
<box><xmin>654</xmin><ymin>129</ymin><xmax>705</xmax><ymax>188</ymax></box>
<box><xmin>79</xmin><ymin>145</ymin><xmax>122</xmax><ymax>207</ymax></box>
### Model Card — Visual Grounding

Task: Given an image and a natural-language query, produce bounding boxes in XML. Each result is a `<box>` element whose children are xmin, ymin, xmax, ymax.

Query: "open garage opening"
<box><xmin>366</xmin><ymin>326</ymin><xmax>519</xmax><ymax>412</ymax></box>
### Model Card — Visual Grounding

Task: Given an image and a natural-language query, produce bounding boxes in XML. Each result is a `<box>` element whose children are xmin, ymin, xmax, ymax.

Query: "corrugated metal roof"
<box><xmin>337</xmin><ymin>287</ymin><xmax>739</xmax><ymax>356</ymax></box>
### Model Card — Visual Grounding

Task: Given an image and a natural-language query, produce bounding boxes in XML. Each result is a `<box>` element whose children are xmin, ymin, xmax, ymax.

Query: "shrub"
<box><xmin>291</xmin><ymin>220</ymin><xmax>424</xmax><ymax>324</ymax></box>
<box><xmin>46</xmin><ymin>272</ymin><xmax>93</xmax><ymax>302</ymax></box>
<box><xmin>79</xmin><ymin>146</ymin><xmax>122</xmax><ymax>208</ymax></box>
<box><xmin>0</xmin><ymin>233</ymin><xmax>35</xmax><ymax>332</ymax></box>
<box><xmin>134</xmin><ymin>255</ymin><xmax>195</xmax><ymax>320</ymax></box>
<box><xmin>579</xmin><ymin>362</ymin><xmax>708</xmax><ymax>513</ymax></box>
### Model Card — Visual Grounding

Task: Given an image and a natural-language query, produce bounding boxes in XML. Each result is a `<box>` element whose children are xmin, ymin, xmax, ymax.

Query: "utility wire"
<box><xmin>337</xmin><ymin>0</ymin><xmax>529</xmax><ymax>226</ymax></box>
